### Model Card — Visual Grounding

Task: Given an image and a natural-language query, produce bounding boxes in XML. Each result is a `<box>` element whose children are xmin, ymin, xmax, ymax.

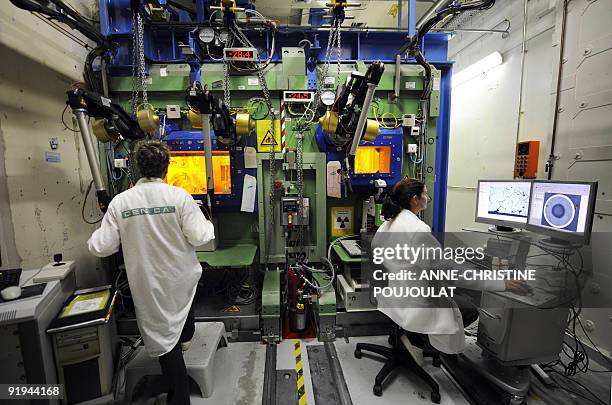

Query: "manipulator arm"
<box><xmin>185</xmin><ymin>81</ymin><xmax>237</xmax><ymax>145</ymax></box>
<box><xmin>320</xmin><ymin>61</ymin><xmax>385</xmax><ymax>153</ymax></box>
<box><xmin>66</xmin><ymin>88</ymin><xmax>145</xmax><ymax>142</ymax></box>
<box><xmin>66</xmin><ymin>88</ymin><xmax>145</xmax><ymax>212</ymax></box>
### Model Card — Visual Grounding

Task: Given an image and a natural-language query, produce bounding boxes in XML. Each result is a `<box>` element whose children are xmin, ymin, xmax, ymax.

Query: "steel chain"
<box><xmin>296</xmin><ymin>130</ymin><xmax>305</xmax><ymax>252</ymax></box>
<box><xmin>130</xmin><ymin>12</ymin><xmax>139</xmax><ymax>115</ymax></box>
<box><xmin>310</xmin><ymin>19</ymin><xmax>340</xmax><ymax>117</ymax></box>
<box><xmin>137</xmin><ymin>12</ymin><xmax>148</xmax><ymax>108</ymax></box>
<box><xmin>223</xmin><ymin>32</ymin><xmax>231</xmax><ymax>108</ymax></box>
<box><xmin>230</xmin><ymin>22</ymin><xmax>278</xmax><ymax>261</ymax></box>
<box><xmin>336</xmin><ymin>23</ymin><xmax>342</xmax><ymax>79</ymax></box>
<box><xmin>223</xmin><ymin>61</ymin><xmax>231</xmax><ymax>107</ymax></box>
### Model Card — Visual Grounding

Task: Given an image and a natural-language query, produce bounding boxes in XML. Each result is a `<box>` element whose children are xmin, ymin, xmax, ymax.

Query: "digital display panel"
<box><xmin>223</xmin><ymin>48</ymin><xmax>257</xmax><ymax>61</ymax></box>
<box><xmin>283</xmin><ymin>91</ymin><xmax>314</xmax><ymax>103</ymax></box>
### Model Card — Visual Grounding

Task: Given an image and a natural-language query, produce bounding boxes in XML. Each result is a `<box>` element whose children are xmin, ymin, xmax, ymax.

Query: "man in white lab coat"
<box><xmin>88</xmin><ymin>140</ymin><xmax>215</xmax><ymax>404</ymax></box>
<box><xmin>373</xmin><ymin>178</ymin><xmax>529</xmax><ymax>355</ymax></box>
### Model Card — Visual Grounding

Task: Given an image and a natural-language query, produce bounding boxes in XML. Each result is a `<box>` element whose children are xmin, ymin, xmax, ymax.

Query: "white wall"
<box><xmin>445</xmin><ymin>0</ymin><xmax>556</xmax><ymax>232</ymax></box>
<box><xmin>0</xmin><ymin>1</ymin><xmax>105</xmax><ymax>286</ymax></box>
<box><xmin>0</xmin><ymin>1</ymin><xmax>97</xmax><ymax>81</ymax></box>
<box><xmin>445</xmin><ymin>0</ymin><xmax>612</xmax><ymax>357</ymax></box>
<box><xmin>546</xmin><ymin>0</ymin><xmax>612</xmax><ymax>358</ymax></box>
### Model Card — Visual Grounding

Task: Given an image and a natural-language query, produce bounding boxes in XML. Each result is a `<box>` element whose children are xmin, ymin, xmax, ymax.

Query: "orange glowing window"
<box><xmin>354</xmin><ymin>146</ymin><xmax>391</xmax><ymax>174</ymax></box>
<box><xmin>212</xmin><ymin>154</ymin><xmax>231</xmax><ymax>194</ymax></box>
<box><xmin>165</xmin><ymin>151</ymin><xmax>231</xmax><ymax>195</ymax></box>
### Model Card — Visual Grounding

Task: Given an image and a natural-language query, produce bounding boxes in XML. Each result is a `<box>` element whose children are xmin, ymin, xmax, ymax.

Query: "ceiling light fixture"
<box><xmin>452</xmin><ymin>51</ymin><xmax>503</xmax><ymax>88</ymax></box>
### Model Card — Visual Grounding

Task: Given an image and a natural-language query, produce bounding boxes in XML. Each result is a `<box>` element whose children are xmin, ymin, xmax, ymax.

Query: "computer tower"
<box><xmin>51</xmin><ymin>322</ymin><xmax>115</xmax><ymax>404</ymax></box>
<box><xmin>477</xmin><ymin>292</ymin><xmax>568</xmax><ymax>365</ymax></box>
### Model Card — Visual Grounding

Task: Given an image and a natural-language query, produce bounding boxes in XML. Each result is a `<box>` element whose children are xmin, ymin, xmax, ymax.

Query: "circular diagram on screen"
<box><xmin>543</xmin><ymin>194</ymin><xmax>576</xmax><ymax>229</ymax></box>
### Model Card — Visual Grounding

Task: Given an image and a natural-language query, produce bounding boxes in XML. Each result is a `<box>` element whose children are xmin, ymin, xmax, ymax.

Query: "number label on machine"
<box><xmin>283</xmin><ymin>91</ymin><xmax>314</xmax><ymax>103</ymax></box>
<box><xmin>223</xmin><ymin>48</ymin><xmax>258</xmax><ymax>61</ymax></box>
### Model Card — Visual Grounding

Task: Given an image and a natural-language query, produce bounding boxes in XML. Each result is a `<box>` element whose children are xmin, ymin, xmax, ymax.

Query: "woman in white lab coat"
<box><xmin>373</xmin><ymin>178</ymin><xmax>528</xmax><ymax>354</ymax></box>
<box><xmin>88</xmin><ymin>140</ymin><xmax>215</xmax><ymax>405</ymax></box>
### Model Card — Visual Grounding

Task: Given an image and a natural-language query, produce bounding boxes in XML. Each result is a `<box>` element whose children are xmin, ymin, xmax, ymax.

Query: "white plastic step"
<box><xmin>124</xmin><ymin>322</ymin><xmax>227</xmax><ymax>401</ymax></box>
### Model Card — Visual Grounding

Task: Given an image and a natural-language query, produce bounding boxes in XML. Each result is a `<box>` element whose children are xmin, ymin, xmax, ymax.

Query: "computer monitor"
<box><xmin>475</xmin><ymin>180</ymin><xmax>532</xmax><ymax>231</ymax></box>
<box><xmin>526</xmin><ymin>180</ymin><xmax>598</xmax><ymax>246</ymax></box>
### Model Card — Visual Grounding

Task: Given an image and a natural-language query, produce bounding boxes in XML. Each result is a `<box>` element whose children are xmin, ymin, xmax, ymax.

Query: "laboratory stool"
<box><xmin>124</xmin><ymin>321</ymin><xmax>227</xmax><ymax>401</ymax></box>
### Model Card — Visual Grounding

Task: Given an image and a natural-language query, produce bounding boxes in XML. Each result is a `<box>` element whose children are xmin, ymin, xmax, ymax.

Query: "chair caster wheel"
<box><xmin>431</xmin><ymin>391</ymin><xmax>441</xmax><ymax>403</ymax></box>
<box><xmin>373</xmin><ymin>385</ymin><xmax>383</xmax><ymax>396</ymax></box>
<box><xmin>354</xmin><ymin>349</ymin><xmax>362</xmax><ymax>359</ymax></box>
<box><xmin>505</xmin><ymin>395</ymin><xmax>525</xmax><ymax>405</ymax></box>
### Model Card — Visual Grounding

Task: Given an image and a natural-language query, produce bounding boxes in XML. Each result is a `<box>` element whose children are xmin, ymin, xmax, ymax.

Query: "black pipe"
<box><xmin>548</xmin><ymin>0</ymin><xmax>568</xmax><ymax>179</ymax></box>
<box><xmin>395</xmin><ymin>0</ymin><xmax>496</xmax><ymax>107</ymax></box>
<box><xmin>48</xmin><ymin>0</ymin><xmax>108</xmax><ymax>45</ymax></box>
<box><xmin>10</xmin><ymin>0</ymin><xmax>107</xmax><ymax>46</ymax></box>
<box><xmin>48</xmin><ymin>0</ymin><xmax>93</xmax><ymax>27</ymax></box>
<box><xmin>414</xmin><ymin>49</ymin><xmax>433</xmax><ymax>100</ymax></box>
<box><xmin>399</xmin><ymin>0</ymin><xmax>496</xmax><ymax>54</ymax></box>
<box><xmin>167</xmin><ymin>0</ymin><xmax>196</xmax><ymax>15</ymax></box>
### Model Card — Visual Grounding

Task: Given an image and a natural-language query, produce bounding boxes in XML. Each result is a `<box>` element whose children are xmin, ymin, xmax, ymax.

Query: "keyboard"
<box><xmin>340</xmin><ymin>240</ymin><xmax>362</xmax><ymax>257</ymax></box>
<box><xmin>0</xmin><ymin>268</ymin><xmax>22</xmax><ymax>289</ymax></box>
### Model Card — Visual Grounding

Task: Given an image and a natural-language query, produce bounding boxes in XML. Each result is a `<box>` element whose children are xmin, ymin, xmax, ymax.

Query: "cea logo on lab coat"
<box><xmin>121</xmin><ymin>206</ymin><xmax>176</xmax><ymax>219</ymax></box>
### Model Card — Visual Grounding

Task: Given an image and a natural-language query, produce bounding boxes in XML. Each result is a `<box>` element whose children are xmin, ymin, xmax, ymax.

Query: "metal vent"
<box><xmin>0</xmin><ymin>310</ymin><xmax>17</xmax><ymax>323</ymax></box>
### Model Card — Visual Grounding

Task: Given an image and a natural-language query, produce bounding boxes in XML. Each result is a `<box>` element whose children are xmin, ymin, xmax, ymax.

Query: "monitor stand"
<box><xmin>538</xmin><ymin>237</ymin><xmax>582</xmax><ymax>250</ymax></box>
<box><xmin>488</xmin><ymin>225</ymin><xmax>521</xmax><ymax>234</ymax></box>
<box><xmin>441</xmin><ymin>340</ymin><xmax>530</xmax><ymax>405</ymax></box>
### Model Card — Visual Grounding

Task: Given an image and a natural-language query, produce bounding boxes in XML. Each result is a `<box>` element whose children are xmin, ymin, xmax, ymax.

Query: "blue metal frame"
<box><xmin>99</xmin><ymin>0</ymin><xmax>452</xmax><ymax>233</ymax></box>
<box><xmin>408</xmin><ymin>0</ymin><xmax>417</xmax><ymax>38</ymax></box>
<box><xmin>315</xmin><ymin>127</ymin><xmax>404</xmax><ymax>190</ymax></box>
<box><xmin>103</xmin><ymin>30</ymin><xmax>449</xmax><ymax>72</ymax></box>
<box><xmin>99</xmin><ymin>0</ymin><xmax>434</xmax><ymax>70</ymax></box>
<box><xmin>432</xmin><ymin>63</ymin><xmax>453</xmax><ymax>237</ymax></box>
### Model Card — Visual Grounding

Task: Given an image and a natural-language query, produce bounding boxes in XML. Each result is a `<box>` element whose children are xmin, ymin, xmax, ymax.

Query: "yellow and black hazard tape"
<box><xmin>294</xmin><ymin>339</ymin><xmax>307</xmax><ymax>405</ymax></box>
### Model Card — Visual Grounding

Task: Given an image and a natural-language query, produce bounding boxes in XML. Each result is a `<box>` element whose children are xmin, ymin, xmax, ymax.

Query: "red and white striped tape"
<box><xmin>280</xmin><ymin>100</ymin><xmax>286</xmax><ymax>155</ymax></box>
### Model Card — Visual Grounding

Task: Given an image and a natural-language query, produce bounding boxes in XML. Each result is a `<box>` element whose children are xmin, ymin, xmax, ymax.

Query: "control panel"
<box><xmin>515</xmin><ymin>140</ymin><xmax>539</xmax><ymax>179</ymax></box>
<box><xmin>281</xmin><ymin>197</ymin><xmax>310</xmax><ymax>227</ymax></box>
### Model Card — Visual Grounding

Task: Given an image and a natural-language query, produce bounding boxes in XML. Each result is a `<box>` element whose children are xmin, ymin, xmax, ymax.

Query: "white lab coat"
<box><xmin>88</xmin><ymin>178</ymin><xmax>215</xmax><ymax>357</ymax></box>
<box><xmin>373</xmin><ymin>209</ymin><xmax>505</xmax><ymax>354</ymax></box>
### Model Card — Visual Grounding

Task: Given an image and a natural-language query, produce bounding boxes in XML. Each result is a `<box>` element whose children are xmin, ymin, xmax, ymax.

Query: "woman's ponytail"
<box><xmin>381</xmin><ymin>194</ymin><xmax>402</xmax><ymax>220</ymax></box>
<box><xmin>380</xmin><ymin>178</ymin><xmax>426</xmax><ymax>221</ymax></box>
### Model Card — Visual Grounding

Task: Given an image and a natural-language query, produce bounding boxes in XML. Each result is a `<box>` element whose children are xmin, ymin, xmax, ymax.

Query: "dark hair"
<box><xmin>381</xmin><ymin>178</ymin><xmax>426</xmax><ymax>220</ymax></box>
<box><xmin>134</xmin><ymin>140</ymin><xmax>170</xmax><ymax>178</ymax></box>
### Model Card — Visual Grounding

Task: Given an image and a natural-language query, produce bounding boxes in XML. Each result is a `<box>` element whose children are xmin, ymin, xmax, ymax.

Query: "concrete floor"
<box><xmin>125</xmin><ymin>337</ymin><xmax>611</xmax><ymax>405</ymax></box>
<box><xmin>128</xmin><ymin>336</ymin><xmax>472</xmax><ymax>405</ymax></box>
<box><xmin>334</xmin><ymin>336</ymin><xmax>470</xmax><ymax>405</ymax></box>
<box><xmin>129</xmin><ymin>341</ymin><xmax>267</xmax><ymax>405</ymax></box>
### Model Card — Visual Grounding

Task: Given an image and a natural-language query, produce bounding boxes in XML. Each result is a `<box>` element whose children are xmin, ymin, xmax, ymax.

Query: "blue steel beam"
<box><xmin>99</xmin><ymin>0</ymin><xmax>423</xmax><ymax>66</ymax></box>
<box><xmin>432</xmin><ymin>63</ymin><xmax>453</xmax><ymax>237</ymax></box>
<box><xmin>408</xmin><ymin>0</ymin><xmax>416</xmax><ymax>38</ymax></box>
<box><xmin>103</xmin><ymin>28</ymin><xmax>450</xmax><ymax>70</ymax></box>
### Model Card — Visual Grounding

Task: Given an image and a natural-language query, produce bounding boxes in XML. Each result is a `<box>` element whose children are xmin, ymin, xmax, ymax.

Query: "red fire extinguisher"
<box><xmin>288</xmin><ymin>268</ymin><xmax>308</xmax><ymax>332</ymax></box>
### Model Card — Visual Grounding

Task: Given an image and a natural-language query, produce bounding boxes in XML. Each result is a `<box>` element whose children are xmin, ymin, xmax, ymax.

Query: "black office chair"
<box><xmin>354</xmin><ymin>325</ymin><xmax>442</xmax><ymax>403</ymax></box>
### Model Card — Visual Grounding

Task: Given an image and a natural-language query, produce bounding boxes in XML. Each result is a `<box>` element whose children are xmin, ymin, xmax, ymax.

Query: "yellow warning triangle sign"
<box><xmin>260</xmin><ymin>129</ymin><xmax>277</xmax><ymax>146</ymax></box>
<box><xmin>223</xmin><ymin>305</ymin><xmax>241</xmax><ymax>313</ymax></box>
